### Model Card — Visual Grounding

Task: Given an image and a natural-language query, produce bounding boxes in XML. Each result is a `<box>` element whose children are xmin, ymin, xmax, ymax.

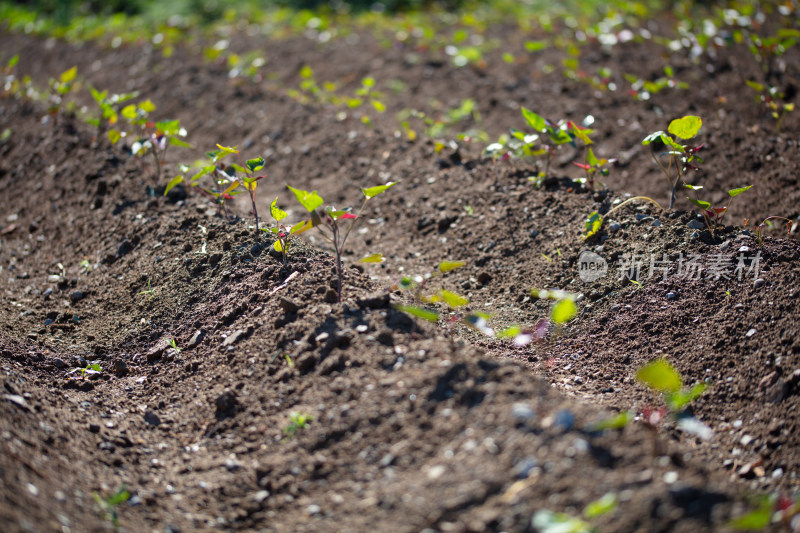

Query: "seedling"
<box><xmin>532</xmin><ymin>493</ymin><xmax>618</xmax><ymax>533</ymax></box>
<box><xmin>486</xmin><ymin>107</ymin><xmax>593</xmax><ymax>180</ymax></box>
<box><xmin>573</xmin><ymin>147</ymin><xmax>615</xmax><ymax>190</ymax></box>
<box><xmin>284</xmin><ymin>411</ymin><xmax>312</xmax><ymax>438</ymax></box>
<box><xmin>86</xmin><ymin>86</ymin><xmax>138</xmax><ymax>137</ymax></box>
<box><xmin>729</xmin><ymin>493</ymin><xmax>800</xmax><ymax>530</ymax></box>
<box><xmin>265</xmin><ymin>197</ymin><xmax>308</xmax><ymax>263</ymax></box>
<box><xmin>745</xmin><ymin>215</ymin><xmax>793</xmax><ymax>247</ymax></box>
<box><xmin>684</xmin><ymin>184</ymin><xmax>752</xmax><ymax>238</ymax></box>
<box><xmin>138</xmin><ymin>279</ymin><xmax>156</xmax><ymax>300</ymax></box>
<box><xmin>583</xmin><ymin>196</ymin><xmax>662</xmax><ymax>240</ymax></box>
<box><xmin>168</xmin><ymin>339</ymin><xmax>181</xmax><ymax>354</ymax></box>
<box><xmin>93</xmin><ymin>485</ymin><xmax>130</xmax><ymax>528</ymax></box>
<box><xmin>636</xmin><ymin>358</ymin><xmax>712</xmax><ymax>453</ymax></box>
<box><xmin>47</xmin><ymin>66</ymin><xmax>78</xmax><ymax>118</ymax></box>
<box><xmin>642</xmin><ymin>115</ymin><xmax>704</xmax><ymax>208</ymax></box>
<box><xmin>746</xmin><ymin>81</ymin><xmax>795</xmax><ymax>132</ymax></box>
<box><xmin>68</xmin><ymin>363</ymin><xmax>102</xmax><ymax>380</ymax></box>
<box><xmin>168</xmin><ymin>145</ymin><xmax>241</xmax><ymax>218</ymax></box>
<box><xmin>624</xmin><ymin>66</ymin><xmax>688</xmax><ymax>101</ymax></box>
<box><xmin>287</xmin><ymin>181</ymin><xmax>395</xmax><ymax>302</ymax></box>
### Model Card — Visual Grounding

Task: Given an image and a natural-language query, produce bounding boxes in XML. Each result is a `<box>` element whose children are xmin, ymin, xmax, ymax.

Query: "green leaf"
<box><xmin>587</xmin><ymin>411</ymin><xmax>633</xmax><ymax>432</ymax></box>
<box><xmin>156</xmin><ymin>119</ymin><xmax>180</xmax><ymax>134</ymax></box>
<box><xmin>746</xmin><ymin>80</ymin><xmax>764</xmax><ymax>92</ymax></box>
<box><xmin>359</xmin><ymin>253</ymin><xmax>384</xmax><ymax>263</ymax></box>
<box><xmin>497</xmin><ymin>325</ymin><xmax>521</xmax><ymax>339</ymax></box>
<box><xmin>59</xmin><ymin>66</ymin><xmax>77</xmax><ymax>84</ymax></box>
<box><xmin>7</xmin><ymin>54</ymin><xmax>19</xmax><ymax>69</ymax></box>
<box><xmin>586</xmin><ymin>148</ymin><xmax>600</xmax><ymax>167</ymax></box>
<box><xmin>642</xmin><ymin>131</ymin><xmax>667</xmax><ymax>145</ymax></box>
<box><xmin>531</xmin><ymin>510</ymin><xmax>593</xmax><ymax>533</ymax></box>
<box><xmin>521</xmin><ymin>107</ymin><xmax>547</xmax><ymax>132</ymax></box>
<box><xmin>273</xmin><ymin>240</ymin><xmax>284</xmax><ymax>252</ymax></box>
<box><xmin>163</xmin><ymin>175</ymin><xmax>183</xmax><ymax>196</ymax></box>
<box><xmin>107</xmin><ymin>129</ymin><xmax>122</xmax><ymax>144</ymax></box>
<box><xmin>139</xmin><ymin>99</ymin><xmax>156</xmax><ymax>113</ymax></box>
<box><xmin>287</xmin><ymin>185</ymin><xmax>324</xmax><ymax>212</ymax></box>
<box><xmin>168</xmin><ymin>137</ymin><xmax>193</xmax><ymax>148</ymax></box>
<box><xmin>438</xmin><ymin>260</ymin><xmax>465</xmax><ymax>273</ymax></box>
<box><xmin>583</xmin><ymin>211</ymin><xmax>603</xmax><ymax>240</ymax></box>
<box><xmin>120</xmin><ymin>104</ymin><xmax>137</xmax><ymax>120</ymax></box>
<box><xmin>372</xmin><ymin>100</ymin><xmax>386</xmax><ymax>113</ymax></box>
<box><xmin>683</xmin><ymin>184</ymin><xmax>703</xmax><ymax>191</ymax></box>
<box><xmin>524</xmin><ymin>40</ymin><xmax>547</xmax><ymax>52</ymax></box>
<box><xmin>666</xmin><ymin>382</ymin><xmax>708</xmax><ymax>411</ymax></box>
<box><xmin>728</xmin><ymin>185</ymin><xmax>752</xmax><ymax>198</ymax></box>
<box><xmin>300</xmin><ymin>65</ymin><xmax>314</xmax><ymax>79</ymax></box>
<box><xmin>687</xmin><ymin>197</ymin><xmax>711</xmax><ymax>210</ymax></box>
<box><xmin>361</xmin><ymin>181</ymin><xmax>396</xmax><ymax>199</ymax></box>
<box><xmin>270</xmin><ymin>198</ymin><xmax>287</xmax><ymax>221</ymax></box>
<box><xmin>636</xmin><ymin>359</ymin><xmax>682</xmax><ymax>393</ymax></box>
<box><xmin>727</xmin><ymin>497</ymin><xmax>773</xmax><ymax>530</ymax></box>
<box><xmin>246</xmin><ymin>157</ymin><xmax>265</xmax><ymax>173</ymax></box>
<box><xmin>668</xmin><ymin>115</ymin><xmax>702</xmax><ymax>140</ymax></box>
<box><xmin>436</xmin><ymin>290</ymin><xmax>469</xmax><ymax>308</ymax></box>
<box><xmin>395</xmin><ymin>305</ymin><xmax>439</xmax><ymax>322</ymax></box>
<box><xmin>551</xmin><ymin>298</ymin><xmax>577</xmax><ymax>324</ymax></box>
<box><xmin>583</xmin><ymin>493</ymin><xmax>618</xmax><ymax>519</ymax></box>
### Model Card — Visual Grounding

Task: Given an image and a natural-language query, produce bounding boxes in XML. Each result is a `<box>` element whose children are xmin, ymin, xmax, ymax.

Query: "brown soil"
<box><xmin>1</xmin><ymin>11</ymin><xmax>799</xmax><ymax>533</ymax></box>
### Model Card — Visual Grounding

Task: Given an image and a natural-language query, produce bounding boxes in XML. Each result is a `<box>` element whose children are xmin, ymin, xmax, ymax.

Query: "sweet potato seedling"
<box><xmin>46</xmin><ymin>66</ymin><xmax>78</xmax><ymax>118</ymax></box>
<box><xmin>636</xmin><ymin>358</ymin><xmax>712</xmax><ymax>453</ymax></box>
<box><xmin>265</xmin><ymin>197</ymin><xmax>309</xmax><ymax>263</ymax></box>
<box><xmin>68</xmin><ymin>362</ymin><xmax>101</xmax><ymax>381</ymax></box>
<box><xmin>642</xmin><ymin>115</ymin><xmax>704</xmax><ymax>208</ymax></box>
<box><xmin>93</xmin><ymin>485</ymin><xmax>130</xmax><ymax>528</ymax></box>
<box><xmin>573</xmin><ymin>147</ymin><xmax>615</xmax><ymax>191</ymax></box>
<box><xmin>745</xmin><ymin>215</ymin><xmax>793</xmax><ymax>247</ymax></box>
<box><xmin>746</xmin><ymin>81</ymin><xmax>795</xmax><ymax>132</ymax></box>
<box><xmin>284</xmin><ymin>411</ymin><xmax>312</xmax><ymax>439</ymax></box>
<box><xmin>684</xmin><ymin>184</ymin><xmax>752</xmax><ymax>238</ymax></box>
<box><xmin>86</xmin><ymin>86</ymin><xmax>138</xmax><ymax>137</ymax></box>
<box><xmin>288</xmin><ymin>181</ymin><xmax>395</xmax><ymax>302</ymax></box>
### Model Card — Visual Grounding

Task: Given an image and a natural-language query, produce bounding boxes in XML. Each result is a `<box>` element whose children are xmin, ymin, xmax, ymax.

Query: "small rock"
<box><xmin>739</xmin><ymin>245</ymin><xmax>751</xmax><ymax>253</ymax></box>
<box><xmin>222</xmin><ymin>329</ymin><xmax>246</xmax><ymax>347</ymax></box>
<box><xmin>187</xmin><ymin>330</ymin><xmax>205</xmax><ymax>347</ymax></box>
<box><xmin>323</xmin><ymin>289</ymin><xmax>338</xmax><ymax>303</ymax></box>
<box><xmin>759</xmin><ymin>371</ymin><xmax>778</xmax><ymax>389</ymax></box>
<box><xmin>88</xmin><ymin>423</ymin><xmax>101</xmax><ymax>433</ymax></box>
<box><xmin>43</xmin><ymin>288</ymin><xmax>53</xmax><ymax>298</ymax></box>
<box><xmin>609</xmin><ymin>222</ymin><xmax>622</xmax><ymax>232</ymax></box>
<box><xmin>214</xmin><ymin>390</ymin><xmax>239</xmax><ymax>418</ymax></box>
<box><xmin>746</xmin><ymin>328</ymin><xmax>757</xmax><ymax>338</ymax></box>
<box><xmin>53</xmin><ymin>358</ymin><xmax>66</xmax><ymax>369</ymax></box>
<box><xmin>47</xmin><ymin>275</ymin><xmax>60</xmax><ymax>283</ymax></box>
<box><xmin>147</xmin><ymin>339</ymin><xmax>170</xmax><ymax>363</ymax></box>
<box><xmin>253</xmin><ymin>490</ymin><xmax>270</xmax><ymax>503</ymax></box>
<box><xmin>511</xmin><ymin>402</ymin><xmax>536</xmax><ymax>423</ymax></box>
<box><xmin>112</xmin><ymin>359</ymin><xmax>128</xmax><ymax>377</ymax></box>
<box><xmin>224</xmin><ymin>457</ymin><xmax>242</xmax><ymax>472</ymax></box>
<box><xmin>687</xmin><ymin>219</ymin><xmax>704</xmax><ymax>230</ymax></box>
<box><xmin>98</xmin><ymin>441</ymin><xmax>115</xmax><ymax>452</ymax></box>
<box><xmin>719</xmin><ymin>240</ymin><xmax>731</xmax><ymax>251</ymax></box>
<box><xmin>530</xmin><ymin>229</ymin><xmax>539</xmax><ymax>238</ymax></box>
<box><xmin>69</xmin><ymin>291</ymin><xmax>84</xmax><ymax>303</ymax></box>
<box><xmin>554</xmin><ymin>410</ymin><xmax>575</xmax><ymax>431</ymax></box>
<box><xmin>754</xmin><ymin>278</ymin><xmax>765</xmax><ymax>288</ymax></box>
<box><xmin>651</xmin><ymin>219</ymin><xmax>662</xmax><ymax>227</ymax></box>
<box><xmin>278</xmin><ymin>297</ymin><xmax>300</xmax><ymax>314</ymax></box>
<box><xmin>143</xmin><ymin>411</ymin><xmax>161</xmax><ymax>426</ymax></box>
<box><xmin>306</xmin><ymin>504</ymin><xmax>321</xmax><ymax>516</ymax></box>
<box><xmin>690</xmin><ymin>231</ymin><xmax>699</xmax><ymax>239</ymax></box>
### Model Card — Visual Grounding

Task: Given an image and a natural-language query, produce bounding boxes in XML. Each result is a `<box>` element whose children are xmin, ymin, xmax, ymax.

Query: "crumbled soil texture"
<box><xmin>1</xmin><ymin>13</ymin><xmax>800</xmax><ymax>533</ymax></box>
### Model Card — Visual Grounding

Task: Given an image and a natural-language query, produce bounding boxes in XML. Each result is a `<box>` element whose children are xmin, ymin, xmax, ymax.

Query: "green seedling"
<box><xmin>68</xmin><ymin>363</ymin><xmax>102</xmax><ymax>380</ymax></box>
<box><xmin>583</xmin><ymin>196</ymin><xmax>662</xmax><ymax>240</ymax></box>
<box><xmin>746</xmin><ymin>81</ymin><xmax>795</xmax><ymax>132</ymax></box>
<box><xmin>284</xmin><ymin>411</ymin><xmax>312</xmax><ymax>438</ymax></box>
<box><xmin>168</xmin><ymin>339</ymin><xmax>181</xmax><ymax>354</ymax></box>
<box><xmin>746</xmin><ymin>29</ymin><xmax>799</xmax><ymax>79</ymax></box>
<box><xmin>131</xmin><ymin>119</ymin><xmax>192</xmax><ymax>185</ymax></box>
<box><xmin>642</xmin><ymin>115</ymin><xmax>704</xmax><ymax>209</ymax></box>
<box><xmin>624</xmin><ymin>66</ymin><xmax>688</xmax><ymax>101</ymax></box>
<box><xmin>745</xmin><ymin>215</ymin><xmax>793</xmax><ymax>247</ymax></box>
<box><xmin>93</xmin><ymin>485</ymin><xmax>130</xmax><ymax>528</ymax></box>
<box><xmin>729</xmin><ymin>493</ymin><xmax>800</xmax><ymax>530</ymax></box>
<box><xmin>532</xmin><ymin>493</ymin><xmax>618</xmax><ymax>533</ymax></box>
<box><xmin>86</xmin><ymin>86</ymin><xmax>138</xmax><ymax>137</ymax></box>
<box><xmin>684</xmin><ymin>184</ymin><xmax>752</xmax><ymax>238</ymax></box>
<box><xmin>486</xmin><ymin>107</ymin><xmax>593</xmax><ymax>180</ymax></box>
<box><xmin>138</xmin><ymin>279</ymin><xmax>156</xmax><ymax>300</ymax></box>
<box><xmin>573</xmin><ymin>147</ymin><xmax>615</xmax><ymax>190</ymax></box>
<box><xmin>288</xmin><ymin>181</ymin><xmax>395</xmax><ymax>302</ymax></box>
<box><xmin>46</xmin><ymin>65</ymin><xmax>78</xmax><ymax>117</ymax></box>
<box><xmin>636</xmin><ymin>358</ymin><xmax>712</xmax><ymax>451</ymax></box>
<box><xmin>265</xmin><ymin>197</ymin><xmax>309</xmax><ymax>263</ymax></box>
<box><xmin>169</xmin><ymin>144</ymin><xmax>241</xmax><ymax>218</ymax></box>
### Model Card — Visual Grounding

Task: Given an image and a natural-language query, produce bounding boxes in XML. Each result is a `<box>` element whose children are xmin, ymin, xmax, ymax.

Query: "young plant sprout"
<box><xmin>68</xmin><ymin>363</ymin><xmax>102</xmax><ymax>380</ymax></box>
<box><xmin>131</xmin><ymin>119</ymin><xmax>192</xmax><ymax>185</ymax></box>
<box><xmin>93</xmin><ymin>485</ymin><xmax>130</xmax><ymax>528</ymax></box>
<box><xmin>583</xmin><ymin>196</ymin><xmax>662</xmax><ymax>240</ymax></box>
<box><xmin>216</xmin><ymin>151</ymin><xmax>268</xmax><ymax>232</ymax></box>
<box><xmin>746</xmin><ymin>81</ymin><xmax>795</xmax><ymax>132</ymax></box>
<box><xmin>86</xmin><ymin>86</ymin><xmax>138</xmax><ymax>137</ymax></box>
<box><xmin>684</xmin><ymin>184</ymin><xmax>752</xmax><ymax>238</ymax></box>
<box><xmin>573</xmin><ymin>147</ymin><xmax>615</xmax><ymax>190</ymax></box>
<box><xmin>636</xmin><ymin>358</ymin><xmax>712</xmax><ymax>453</ymax></box>
<box><xmin>47</xmin><ymin>66</ymin><xmax>78</xmax><ymax>118</ymax></box>
<box><xmin>745</xmin><ymin>215</ymin><xmax>794</xmax><ymax>247</ymax></box>
<box><xmin>167</xmin><ymin>144</ymin><xmax>239</xmax><ymax>217</ymax></box>
<box><xmin>265</xmin><ymin>197</ymin><xmax>308</xmax><ymax>263</ymax></box>
<box><xmin>284</xmin><ymin>411</ymin><xmax>312</xmax><ymax>438</ymax></box>
<box><xmin>642</xmin><ymin>115</ymin><xmax>704</xmax><ymax>209</ymax></box>
<box><xmin>288</xmin><ymin>181</ymin><xmax>395</xmax><ymax>302</ymax></box>
<box><xmin>486</xmin><ymin>107</ymin><xmax>593</xmax><ymax>181</ymax></box>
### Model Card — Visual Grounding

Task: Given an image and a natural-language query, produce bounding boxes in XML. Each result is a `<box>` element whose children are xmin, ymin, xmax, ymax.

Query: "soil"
<box><xmin>1</xmin><ymin>10</ymin><xmax>799</xmax><ymax>533</ymax></box>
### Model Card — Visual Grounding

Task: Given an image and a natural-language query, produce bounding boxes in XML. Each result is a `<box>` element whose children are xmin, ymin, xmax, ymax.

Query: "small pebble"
<box><xmin>746</xmin><ymin>328</ymin><xmax>756</xmax><ymax>338</ymax></box>
<box><xmin>687</xmin><ymin>219</ymin><xmax>704</xmax><ymax>229</ymax></box>
<box><xmin>609</xmin><ymin>222</ymin><xmax>621</xmax><ymax>233</ymax></box>
<box><xmin>530</xmin><ymin>229</ymin><xmax>538</xmax><ymax>238</ymax></box>
<box><xmin>511</xmin><ymin>402</ymin><xmax>536</xmax><ymax>423</ymax></box>
<box><xmin>754</xmin><ymin>278</ymin><xmax>765</xmax><ymax>288</ymax></box>
<box><xmin>651</xmin><ymin>219</ymin><xmax>662</xmax><ymax>227</ymax></box>
<box><xmin>69</xmin><ymin>291</ymin><xmax>84</xmax><ymax>303</ymax></box>
<box><xmin>666</xmin><ymin>291</ymin><xmax>676</xmax><ymax>300</ymax></box>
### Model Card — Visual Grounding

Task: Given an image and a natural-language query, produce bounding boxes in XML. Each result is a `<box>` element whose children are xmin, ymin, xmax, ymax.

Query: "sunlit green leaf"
<box><xmin>583</xmin><ymin>493</ymin><xmax>618</xmax><ymax>519</ymax></box>
<box><xmin>107</xmin><ymin>129</ymin><xmax>122</xmax><ymax>144</ymax></box>
<box><xmin>524</xmin><ymin>40</ymin><xmax>547</xmax><ymax>52</ymax></box>
<box><xmin>552</xmin><ymin>298</ymin><xmax>577</xmax><ymax>324</ymax></box>
<box><xmin>139</xmin><ymin>99</ymin><xmax>156</xmax><ymax>113</ymax></box>
<box><xmin>668</xmin><ymin>115</ymin><xmax>702</xmax><ymax>140</ymax></box>
<box><xmin>438</xmin><ymin>260</ymin><xmax>465</xmax><ymax>273</ymax></box>
<box><xmin>59</xmin><ymin>66</ymin><xmax>77</xmax><ymax>84</ymax></box>
<box><xmin>246</xmin><ymin>157</ymin><xmax>265</xmax><ymax>173</ymax></box>
<box><xmin>436</xmin><ymin>290</ymin><xmax>469</xmax><ymax>308</ymax></box>
<box><xmin>497</xmin><ymin>325</ymin><xmax>521</xmax><ymax>338</ymax></box>
<box><xmin>270</xmin><ymin>198</ymin><xmax>287</xmax><ymax>221</ymax></box>
<box><xmin>163</xmin><ymin>175</ymin><xmax>183</xmax><ymax>196</ymax></box>
<box><xmin>642</xmin><ymin>131</ymin><xmax>667</xmax><ymax>145</ymax></box>
<box><xmin>687</xmin><ymin>197</ymin><xmax>711</xmax><ymax>210</ymax></box>
<box><xmin>583</xmin><ymin>211</ymin><xmax>603</xmax><ymax>240</ymax></box>
<box><xmin>531</xmin><ymin>510</ymin><xmax>593</xmax><ymax>533</ymax></box>
<box><xmin>359</xmin><ymin>253</ymin><xmax>384</xmax><ymax>263</ymax></box>
<box><xmin>287</xmin><ymin>185</ymin><xmax>324</xmax><ymax>212</ymax></box>
<box><xmin>395</xmin><ymin>305</ymin><xmax>439</xmax><ymax>322</ymax></box>
<box><xmin>521</xmin><ymin>107</ymin><xmax>547</xmax><ymax>132</ymax></box>
<box><xmin>361</xmin><ymin>181</ymin><xmax>396</xmax><ymax>199</ymax></box>
<box><xmin>728</xmin><ymin>185</ymin><xmax>752</xmax><ymax>198</ymax></box>
<box><xmin>168</xmin><ymin>137</ymin><xmax>192</xmax><ymax>148</ymax></box>
<box><xmin>587</xmin><ymin>411</ymin><xmax>633</xmax><ymax>432</ymax></box>
<box><xmin>666</xmin><ymin>382</ymin><xmax>708</xmax><ymax>411</ymax></box>
<box><xmin>636</xmin><ymin>359</ymin><xmax>682</xmax><ymax>393</ymax></box>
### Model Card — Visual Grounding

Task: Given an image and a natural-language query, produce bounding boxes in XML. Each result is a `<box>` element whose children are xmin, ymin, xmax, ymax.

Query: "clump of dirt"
<box><xmin>1</xmin><ymin>13</ymin><xmax>799</xmax><ymax>533</ymax></box>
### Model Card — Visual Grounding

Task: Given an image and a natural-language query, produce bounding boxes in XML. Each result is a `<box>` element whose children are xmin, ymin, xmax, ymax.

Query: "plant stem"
<box><xmin>603</xmin><ymin>196</ymin><xmax>662</xmax><ymax>220</ymax></box>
